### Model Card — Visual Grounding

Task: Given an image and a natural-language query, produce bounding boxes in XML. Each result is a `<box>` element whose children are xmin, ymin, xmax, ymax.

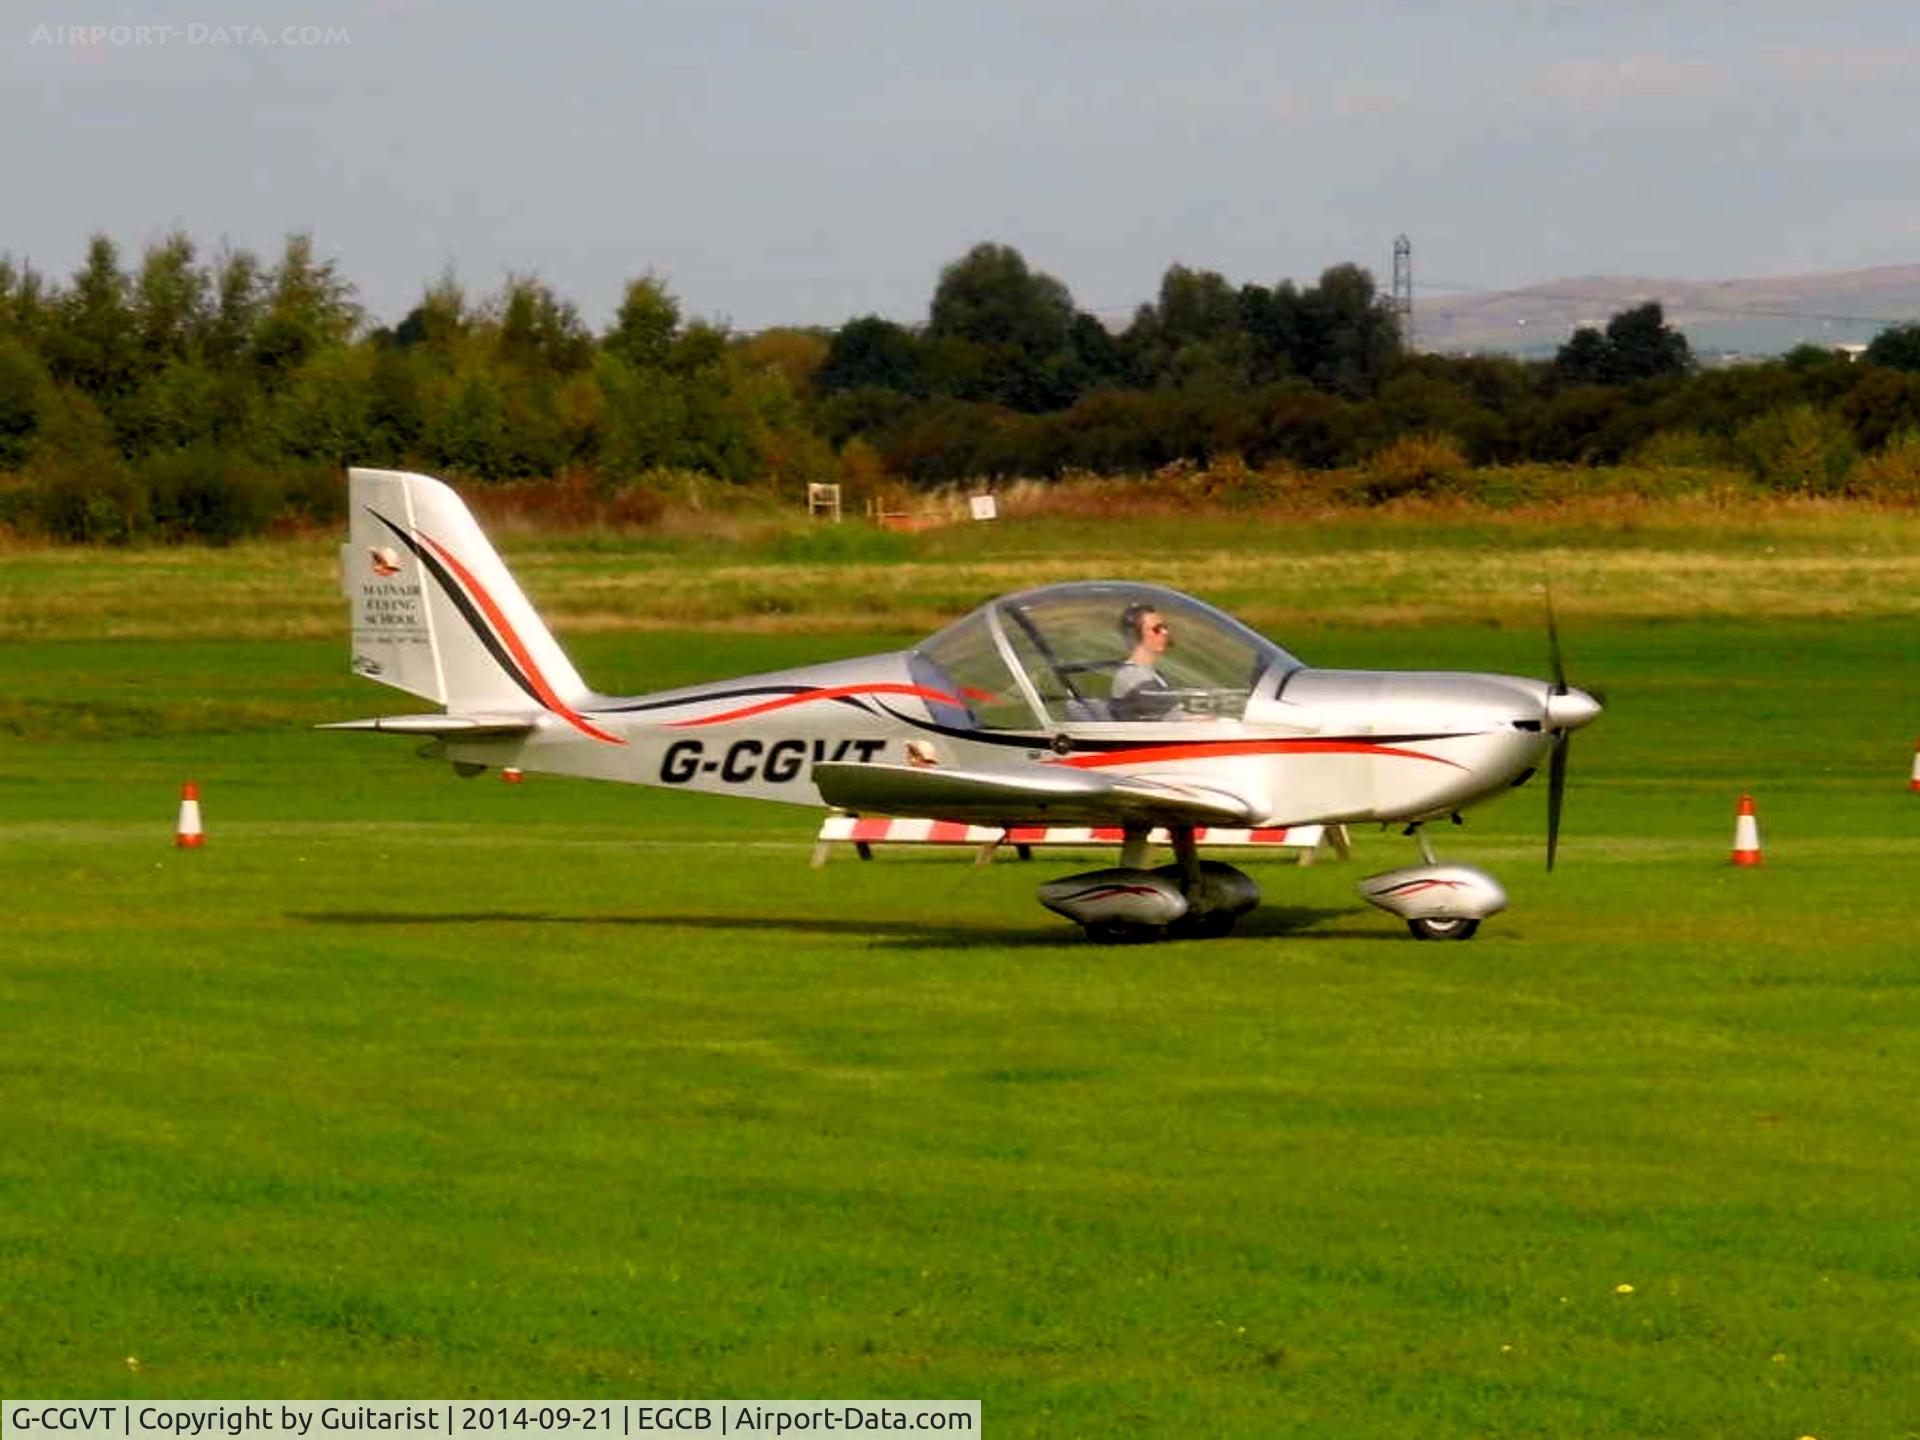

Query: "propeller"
<box><xmin>1546</xmin><ymin>591</ymin><xmax>1568</xmax><ymax>871</ymax></box>
<box><xmin>1541</xmin><ymin>590</ymin><xmax>1602</xmax><ymax>872</ymax></box>
<box><xmin>1546</xmin><ymin>712</ymin><xmax>1570</xmax><ymax>871</ymax></box>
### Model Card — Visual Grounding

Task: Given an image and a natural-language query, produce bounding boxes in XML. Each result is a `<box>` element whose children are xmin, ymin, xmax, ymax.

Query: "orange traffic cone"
<box><xmin>175</xmin><ymin>782</ymin><xmax>204</xmax><ymax>849</ymax></box>
<box><xmin>1909</xmin><ymin>739</ymin><xmax>1919</xmax><ymax>793</ymax></box>
<box><xmin>501</xmin><ymin>767</ymin><xmax>525</xmax><ymax>784</ymax></box>
<box><xmin>1730</xmin><ymin>793</ymin><xmax>1761</xmax><ymax>867</ymax></box>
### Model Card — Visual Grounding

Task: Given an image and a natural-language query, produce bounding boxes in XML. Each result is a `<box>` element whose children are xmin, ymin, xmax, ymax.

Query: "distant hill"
<box><xmin>1415</xmin><ymin>264</ymin><xmax>1920</xmax><ymax>360</ymax></box>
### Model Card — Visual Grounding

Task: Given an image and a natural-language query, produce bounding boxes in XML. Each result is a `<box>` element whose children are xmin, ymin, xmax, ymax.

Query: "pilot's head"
<box><xmin>1120</xmin><ymin>603</ymin><xmax>1170</xmax><ymax>655</ymax></box>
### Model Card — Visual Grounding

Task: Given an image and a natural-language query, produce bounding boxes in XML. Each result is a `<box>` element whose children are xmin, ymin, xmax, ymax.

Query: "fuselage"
<box><xmin>440</xmin><ymin>650</ymin><xmax>1571</xmax><ymax>829</ymax></box>
<box><xmin>339</xmin><ymin>473</ymin><xmax>1603</xmax><ymax>939</ymax></box>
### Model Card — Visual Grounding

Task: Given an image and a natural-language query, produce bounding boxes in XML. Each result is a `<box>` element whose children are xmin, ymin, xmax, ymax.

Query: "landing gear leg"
<box><xmin>1411</xmin><ymin>822</ymin><xmax>1437</xmax><ymax>865</ymax></box>
<box><xmin>1163</xmin><ymin>826</ymin><xmax>1256</xmax><ymax>939</ymax></box>
<box><xmin>1170</xmin><ymin>825</ymin><xmax>1203</xmax><ymax>893</ymax></box>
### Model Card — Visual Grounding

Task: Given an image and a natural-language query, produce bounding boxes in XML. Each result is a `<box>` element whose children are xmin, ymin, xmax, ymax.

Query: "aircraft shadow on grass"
<box><xmin>291</xmin><ymin>905</ymin><xmax>1366</xmax><ymax>949</ymax></box>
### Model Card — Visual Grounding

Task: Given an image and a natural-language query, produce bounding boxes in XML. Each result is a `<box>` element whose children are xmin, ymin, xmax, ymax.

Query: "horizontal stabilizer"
<box><xmin>317</xmin><ymin>714</ymin><xmax>538</xmax><ymax>738</ymax></box>
<box><xmin>813</xmin><ymin>761</ymin><xmax>1255</xmax><ymax>828</ymax></box>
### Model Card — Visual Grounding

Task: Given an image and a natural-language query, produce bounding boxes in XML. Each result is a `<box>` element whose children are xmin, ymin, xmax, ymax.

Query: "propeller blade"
<box><xmin>1545</xmin><ymin>588</ymin><xmax>1568</xmax><ymax>696</ymax></box>
<box><xmin>1546</xmin><ymin>733</ymin><xmax>1570</xmax><ymax>872</ymax></box>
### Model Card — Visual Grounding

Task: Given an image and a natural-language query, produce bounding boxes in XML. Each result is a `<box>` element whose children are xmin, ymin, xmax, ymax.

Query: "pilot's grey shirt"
<box><xmin>1111</xmin><ymin>662</ymin><xmax>1174</xmax><ymax>719</ymax></box>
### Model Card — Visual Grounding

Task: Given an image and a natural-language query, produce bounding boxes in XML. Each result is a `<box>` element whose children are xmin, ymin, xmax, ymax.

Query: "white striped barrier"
<box><xmin>810</xmin><ymin>814</ymin><xmax>1351</xmax><ymax>867</ymax></box>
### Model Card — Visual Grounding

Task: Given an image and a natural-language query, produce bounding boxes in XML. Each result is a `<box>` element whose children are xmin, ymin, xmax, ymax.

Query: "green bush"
<box><xmin>277</xmin><ymin>459</ymin><xmax>348</xmax><ymax>528</ymax></box>
<box><xmin>1191</xmin><ymin>453</ymin><xmax>1292</xmax><ymax>508</ymax></box>
<box><xmin>1630</xmin><ymin>428</ymin><xmax>1729</xmax><ymax>470</ymax></box>
<box><xmin>1851</xmin><ymin>429</ymin><xmax>1920</xmax><ymax>502</ymax></box>
<box><xmin>1731</xmin><ymin>404</ymin><xmax>1858</xmax><ymax>494</ymax></box>
<box><xmin>1360</xmin><ymin>433</ymin><xmax>1469</xmax><ymax>502</ymax></box>
<box><xmin>140</xmin><ymin>446</ymin><xmax>280</xmax><ymax>544</ymax></box>
<box><xmin>31</xmin><ymin>455</ymin><xmax>147</xmax><ymax>543</ymax></box>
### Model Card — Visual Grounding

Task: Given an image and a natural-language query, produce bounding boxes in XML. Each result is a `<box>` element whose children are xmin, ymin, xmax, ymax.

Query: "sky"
<box><xmin>7</xmin><ymin>0</ymin><xmax>1920</xmax><ymax>331</ymax></box>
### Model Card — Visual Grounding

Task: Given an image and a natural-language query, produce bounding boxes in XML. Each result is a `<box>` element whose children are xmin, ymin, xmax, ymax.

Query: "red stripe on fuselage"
<box><xmin>667</xmin><ymin>683</ymin><xmax>971</xmax><ymax>728</ymax></box>
<box><xmin>416</xmin><ymin>533</ymin><xmax>626</xmax><ymax>747</ymax></box>
<box><xmin>1052</xmin><ymin>738</ymin><xmax>1467</xmax><ymax>771</ymax></box>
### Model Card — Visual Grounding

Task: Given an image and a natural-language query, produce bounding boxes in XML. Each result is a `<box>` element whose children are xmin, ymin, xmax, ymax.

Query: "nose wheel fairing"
<box><xmin>1356</xmin><ymin>862</ymin><xmax>1507</xmax><ymax>937</ymax></box>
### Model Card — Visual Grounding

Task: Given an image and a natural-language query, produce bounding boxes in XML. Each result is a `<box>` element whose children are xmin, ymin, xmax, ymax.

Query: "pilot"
<box><xmin>1111</xmin><ymin>603</ymin><xmax>1178</xmax><ymax>719</ymax></box>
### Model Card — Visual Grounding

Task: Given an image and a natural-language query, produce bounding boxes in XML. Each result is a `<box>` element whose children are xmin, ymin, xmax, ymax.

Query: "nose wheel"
<box><xmin>1407</xmin><ymin>915</ymin><xmax>1480</xmax><ymax>941</ymax></box>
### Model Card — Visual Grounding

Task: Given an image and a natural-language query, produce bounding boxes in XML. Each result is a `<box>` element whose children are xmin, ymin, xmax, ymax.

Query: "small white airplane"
<box><xmin>328</xmin><ymin>468</ymin><xmax>1601</xmax><ymax>942</ymax></box>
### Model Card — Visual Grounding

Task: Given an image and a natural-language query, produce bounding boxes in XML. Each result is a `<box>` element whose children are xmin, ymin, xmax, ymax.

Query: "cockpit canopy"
<box><xmin>911</xmin><ymin>582</ymin><xmax>1301</xmax><ymax>730</ymax></box>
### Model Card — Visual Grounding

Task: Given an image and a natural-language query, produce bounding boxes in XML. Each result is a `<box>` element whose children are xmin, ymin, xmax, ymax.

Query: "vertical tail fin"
<box><xmin>343</xmin><ymin>468</ymin><xmax>591</xmax><ymax>714</ymax></box>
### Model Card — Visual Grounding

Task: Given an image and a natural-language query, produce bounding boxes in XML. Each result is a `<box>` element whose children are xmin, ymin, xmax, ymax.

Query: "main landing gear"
<box><xmin>1036</xmin><ymin>825</ymin><xmax>1260</xmax><ymax>944</ymax></box>
<box><xmin>1356</xmin><ymin>822</ymin><xmax>1507</xmax><ymax>941</ymax></box>
<box><xmin>1037</xmin><ymin>821</ymin><xmax>1508</xmax><ymax>944</ymax></box>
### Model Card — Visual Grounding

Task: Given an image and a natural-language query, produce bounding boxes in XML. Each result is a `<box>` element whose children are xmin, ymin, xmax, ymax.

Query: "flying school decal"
<box><xmin>368</xmin><ymin>509</ymin><xmax>625</xmax><ymax>746</ymax></box>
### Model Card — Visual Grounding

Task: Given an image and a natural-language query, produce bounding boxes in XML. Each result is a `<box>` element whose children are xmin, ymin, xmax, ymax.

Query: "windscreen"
<box><xmin>917</xmin><ymin>583</ymin><xmax>1297</xmax><ymax>727</ymax></box>
<box><xmin>910</xmin><ymin>609</ymin><xmax>1038</xmax><ymax>729</ymax></box>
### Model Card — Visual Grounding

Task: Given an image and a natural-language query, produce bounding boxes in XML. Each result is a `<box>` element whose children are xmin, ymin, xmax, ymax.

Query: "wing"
<box><xmin>813</xmin><ymin>760</ymin><xmax>1256</xmax><ymax>828</ymax></box>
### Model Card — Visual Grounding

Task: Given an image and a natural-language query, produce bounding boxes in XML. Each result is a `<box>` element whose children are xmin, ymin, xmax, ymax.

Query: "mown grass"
<box><xmin>3</xmin><ymin>529</ymin><xmax>1919</xmax><ymax>1434</ymax></box>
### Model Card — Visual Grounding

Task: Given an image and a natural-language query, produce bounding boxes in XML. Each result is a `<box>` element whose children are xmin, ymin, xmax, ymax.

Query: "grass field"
<box><xmin>6</xmin><ymin>497</ymin><xmax>1920</xmax><ymax>643</ymax></box>
<box><xmin>4</xmin><ymin>512</ymin><xmax>1920</xmax><ymax>1436</ymax></box>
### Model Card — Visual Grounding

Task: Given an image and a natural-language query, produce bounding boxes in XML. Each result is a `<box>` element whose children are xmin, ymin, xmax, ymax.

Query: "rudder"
<box><xmin>343</xmin><ymin>467</ymin><xmax>591</xmax><ymax>714</ymax></box>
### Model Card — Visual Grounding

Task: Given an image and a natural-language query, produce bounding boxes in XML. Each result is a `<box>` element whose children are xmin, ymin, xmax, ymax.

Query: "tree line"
<box><xmin>2</xmin><ymin>232</ymin><xmax>1919</xmax><ymax>541</ymax></box>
